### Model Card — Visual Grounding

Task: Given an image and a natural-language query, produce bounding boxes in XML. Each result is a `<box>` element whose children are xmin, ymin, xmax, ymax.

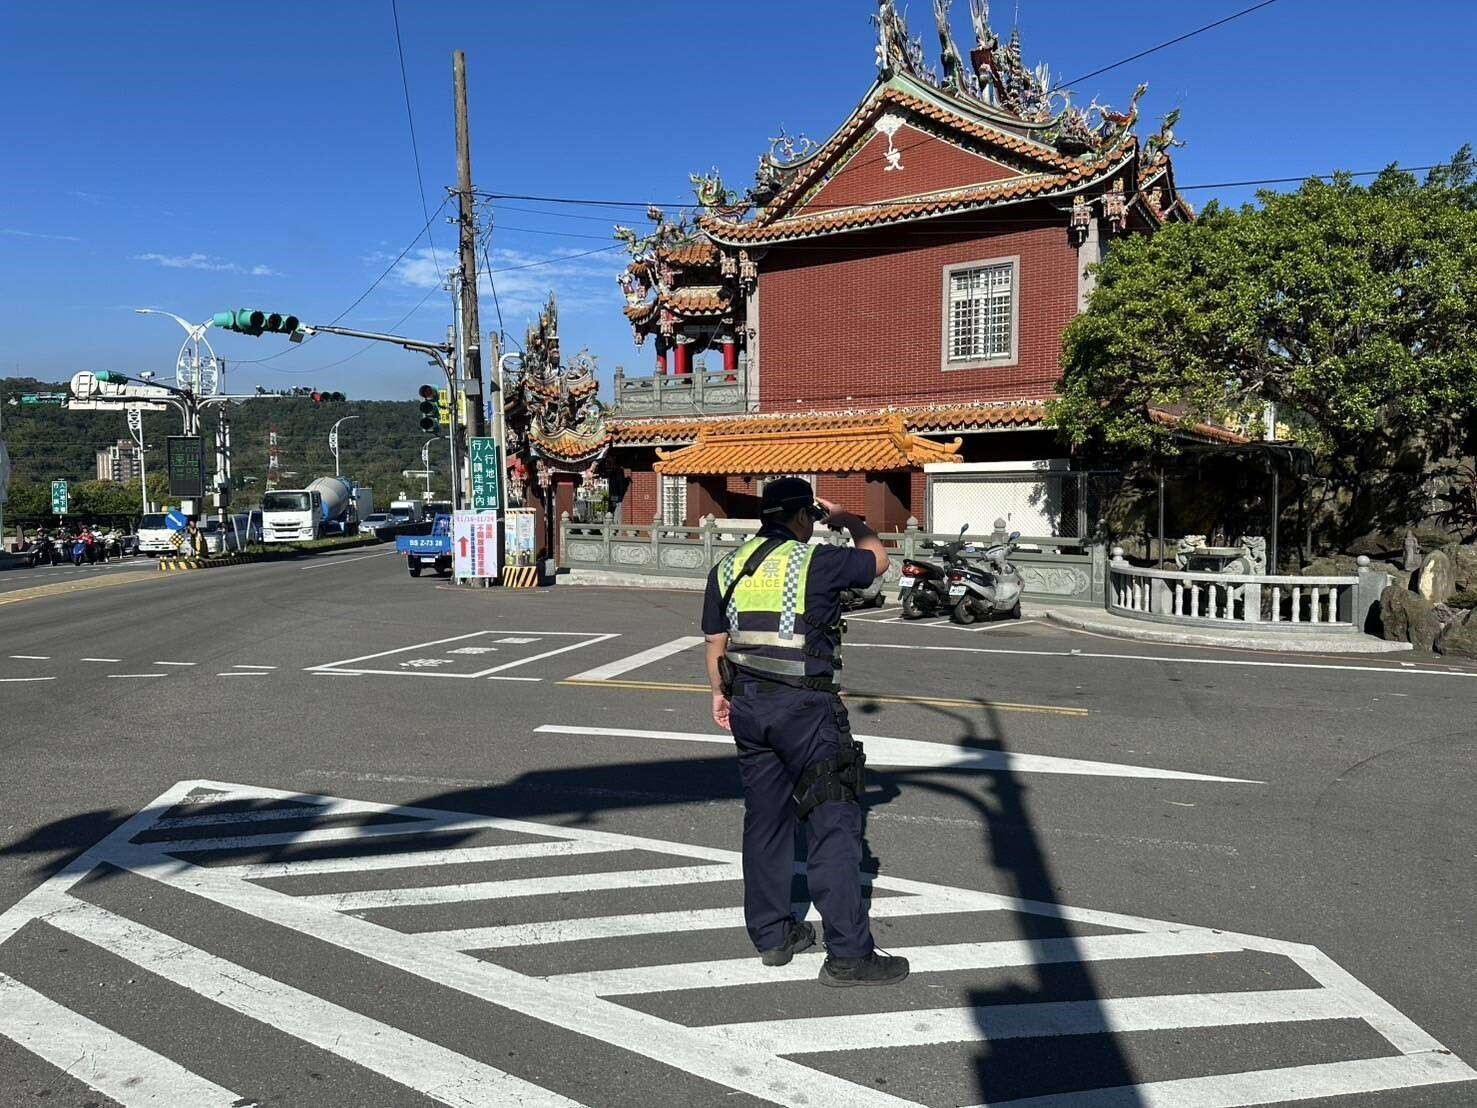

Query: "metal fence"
<box><xmin>560</xmin><ymin>513</ymin><xmax>1106</xmax><ymax>607</ymax></box>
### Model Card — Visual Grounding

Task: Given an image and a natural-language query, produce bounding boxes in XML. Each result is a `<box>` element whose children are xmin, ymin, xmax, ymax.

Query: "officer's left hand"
<box><xmin>712</xmin><ymin>693</ymin><xmax>731</xmax><ymax>731</ymax></box>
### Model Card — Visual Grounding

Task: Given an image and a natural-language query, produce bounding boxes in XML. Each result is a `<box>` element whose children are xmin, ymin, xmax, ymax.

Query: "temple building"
<box><xmin>534</xmin><ymin>0</ymin><xmax>1192</xmax><ymax>544</ymax></box>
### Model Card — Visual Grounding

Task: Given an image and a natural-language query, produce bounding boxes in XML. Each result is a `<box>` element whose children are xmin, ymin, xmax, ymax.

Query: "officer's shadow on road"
<box><xmin>848</xmin><ymin>694</ymin><xmax>1144</xmax><ymax>1105</ymax></box>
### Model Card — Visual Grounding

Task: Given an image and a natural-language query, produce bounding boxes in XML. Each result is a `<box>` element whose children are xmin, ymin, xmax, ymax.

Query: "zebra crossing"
<box><xmin>0</xmin><ymin>778</ymin><xmax>1471</xmax><ymax>1106</ymax></box>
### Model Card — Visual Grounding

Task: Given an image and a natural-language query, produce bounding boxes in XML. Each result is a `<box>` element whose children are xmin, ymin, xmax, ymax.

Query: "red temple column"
<box><xmin>674</xmin><ymin>339</ymin><xmax>691</xmax><ymax>376</ymax></box>
<box><xmin>721</xmin><ymin>336</ymin><xmax>738</xmax><ymax>381</ymax></box>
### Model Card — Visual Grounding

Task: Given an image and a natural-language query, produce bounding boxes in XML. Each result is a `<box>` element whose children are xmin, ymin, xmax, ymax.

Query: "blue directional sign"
<box><xmin>165</xmin><ymin>509</ymin><xmax>188</xmax><ymax>532</ymax></box>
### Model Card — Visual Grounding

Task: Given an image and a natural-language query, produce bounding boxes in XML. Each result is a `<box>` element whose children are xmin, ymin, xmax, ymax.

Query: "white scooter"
<box><xmin>947</xmin><ymin>523</ymin><xmax>1025</xmax><ymax>624</ymax></box>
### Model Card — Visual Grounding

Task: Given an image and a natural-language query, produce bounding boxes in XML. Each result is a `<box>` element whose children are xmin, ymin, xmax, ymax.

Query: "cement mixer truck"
<box><xmin>259</xmin><ymin>476</ymin><xmax>373</xmax><ymax>543</ymax></box>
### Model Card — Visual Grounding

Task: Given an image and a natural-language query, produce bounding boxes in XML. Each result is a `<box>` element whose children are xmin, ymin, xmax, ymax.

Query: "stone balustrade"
<box><xmin>561</xmin><ymin>513</ymin><xmax>1107</xmax><ymax>607</ymax></box>
<box><xmin>1107</xmin><ymin>548</ymin><xmax>1389</xmax><ymax>632</ymax></box>
<box><xmin>611</xmin><ymin>365</ymin><xmax>747</xmax><ymax>415</ymax></box>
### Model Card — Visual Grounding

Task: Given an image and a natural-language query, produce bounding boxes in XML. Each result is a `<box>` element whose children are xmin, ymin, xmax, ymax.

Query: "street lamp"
<box><xmin>329</xmin><ymin>415</ymin><xmax>360</xmax><ymax>477</ymax></box>
<box><xmin>134</xmin><ymin>308</ymin><xmax>223</xmax><ymax>395</ymax></box>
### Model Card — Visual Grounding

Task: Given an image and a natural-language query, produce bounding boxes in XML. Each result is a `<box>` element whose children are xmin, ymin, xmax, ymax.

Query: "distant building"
<box><xmin>96</xmin><ymin>439</ymin><xmax>142</xmax><ymax>483</ymax></box>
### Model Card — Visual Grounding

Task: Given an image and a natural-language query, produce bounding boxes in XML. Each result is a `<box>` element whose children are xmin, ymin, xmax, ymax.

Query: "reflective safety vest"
<box><xmin>718</xmin><ymin>536</ymin><xmax>828</xmax><ymax>678</ymax></box>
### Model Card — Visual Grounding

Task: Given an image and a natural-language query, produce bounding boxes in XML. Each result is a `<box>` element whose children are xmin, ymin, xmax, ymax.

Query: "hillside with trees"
<box><xmin>2</xmin><ymin>377</ymin><xmax>452</xmax><ymax>521</ymax></box>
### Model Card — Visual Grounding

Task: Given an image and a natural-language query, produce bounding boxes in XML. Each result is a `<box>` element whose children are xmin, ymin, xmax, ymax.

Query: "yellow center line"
<box><xmin>0</xmin><ymin>572</ymin><xmax>165</xmax><ymax>607</ymax></box>
<box><xmin>557</xmin><ymin>678</ymin><xmax>1087</xmax><ymax>717</ymax></box>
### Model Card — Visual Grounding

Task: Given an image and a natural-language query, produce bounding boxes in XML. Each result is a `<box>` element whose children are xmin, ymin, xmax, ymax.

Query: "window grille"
<box><xmin>660</xmin><ymin>475</ymin><xmax>688</xmax><ymax>527</ymax></box>
<box><xmin>947</xmin><ymin>262</ymin><xmax>1014</xmax><ymax>362</ymax></box>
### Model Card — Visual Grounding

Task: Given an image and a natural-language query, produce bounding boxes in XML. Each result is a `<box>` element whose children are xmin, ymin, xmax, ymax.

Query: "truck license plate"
<box><xmin>948</xmin><ymin>585</ymin><xmax>965</xmax><ymax>597</ymax></box>
<box><xmin>898</xmin><ymin>578</ymin><xmax>914</xmax><ymax>589</ymax></box>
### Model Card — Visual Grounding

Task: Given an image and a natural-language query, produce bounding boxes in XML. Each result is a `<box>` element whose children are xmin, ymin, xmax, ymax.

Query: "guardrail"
<box><xmin>610</xmin><ymin>366</ymin><xmax>747</xmax><ymax>415</ymax></box>
<box><xmin>560</xmin><ymin>514</ymin><xmax>1106</xmax><ymax>606</ymax></box>
<box><xmin>1107</xmin><ymin>547</ymin><xmax>1388</xmax><ymax>632</ymax></box>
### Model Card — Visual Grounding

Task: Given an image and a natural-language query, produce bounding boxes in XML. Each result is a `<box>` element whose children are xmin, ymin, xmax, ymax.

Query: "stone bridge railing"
<box><xmin>1107</xmin><ymin>548</ymin><xmax>1389</xmax><ymax>632</ymax></box>
<box><xmin>560</xmin><ymin>514</ymin><xmax>1106</xmax><ymax>607</ymax></box>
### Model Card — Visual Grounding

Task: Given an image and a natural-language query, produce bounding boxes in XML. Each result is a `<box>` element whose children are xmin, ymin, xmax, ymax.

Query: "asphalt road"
<box><xmin>0</xmin><ymin>545</ymin><xmax>1472</xmax><ymax>1106</ymax></box>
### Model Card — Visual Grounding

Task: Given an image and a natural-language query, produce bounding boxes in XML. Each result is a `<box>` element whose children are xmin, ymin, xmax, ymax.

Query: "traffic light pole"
<box><xmin>296</xmin><ymin>324</ymin><xmax>462</xmax><ymax>513</ymax></box>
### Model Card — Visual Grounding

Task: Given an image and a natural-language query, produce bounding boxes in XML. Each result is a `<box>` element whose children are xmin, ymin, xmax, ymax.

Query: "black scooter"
<box><xmin>898</xmin><ymin>526</ymin><xmax>976</xmax><ymax>619</ymax></box>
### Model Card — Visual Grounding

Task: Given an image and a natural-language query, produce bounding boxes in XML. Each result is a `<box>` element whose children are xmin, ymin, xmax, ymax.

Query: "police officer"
<box><xmin>703</xmin><ymin>477</ymin><xmax>909</xmax><ymax>987</ymax></box>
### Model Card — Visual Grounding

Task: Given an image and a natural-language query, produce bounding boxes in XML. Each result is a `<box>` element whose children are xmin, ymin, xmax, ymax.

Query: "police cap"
<box><xmin>760</xmin><ymin>477</ymin><xmax>818</xmax><ymax>518</ymax></box>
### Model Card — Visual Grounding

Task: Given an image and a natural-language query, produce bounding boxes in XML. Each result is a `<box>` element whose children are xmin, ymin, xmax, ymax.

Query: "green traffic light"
<box><xmin>94</xmin><ymin>370</ymin><xmax>125</xmax><ymax>383</ymax></box>
<box><xmin>234</xmin><ymin>309</ymin><xmax>266</xmax><ymax>333</ymax></box>
<box><xmin>211</xmin><ymin>311</ymin><xmax>236</xmax><ymax>329</ymax></box>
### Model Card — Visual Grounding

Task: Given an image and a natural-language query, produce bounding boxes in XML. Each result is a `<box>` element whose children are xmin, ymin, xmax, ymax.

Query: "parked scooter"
<box><xmin>947</xmin><ymin>523</ymin><xmax>1024</xmax><ymax>623</ymax></box>
<box><xmin>898</xmin><ymin>526</ymin><xmax>978</xmax><ymax>619</ymax></box>
<box><xmin>840</xmin><ymin>573</ymin><xmax>888</xmax><ymax>610</ymax></box>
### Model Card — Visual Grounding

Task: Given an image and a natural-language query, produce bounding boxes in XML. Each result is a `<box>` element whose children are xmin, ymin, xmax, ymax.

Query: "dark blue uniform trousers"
<box><xmin>730</xmin><ymin>680</ymin><xmax>874</xmax><ymax>958</ymax></box>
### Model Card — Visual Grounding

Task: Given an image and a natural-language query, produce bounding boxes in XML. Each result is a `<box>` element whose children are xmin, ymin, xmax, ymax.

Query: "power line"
<box><xmin>487</xmin><ymin>243</ymin><xmax>624</xmax><ymax>274</ymax></box>
<box><xmin>232</xmin><ymin>194</ymin><xmax>450</xmax><ymax>365</ymax></box>
<box><xmin>390</xmin><ymin>0</ymin><xmax>442</xmax><ymax>280</ymax></box>
<box><xmin>1054</xmin><ymin>0</ymin><xmax>1281</xmax><ymax>88</ymax></box>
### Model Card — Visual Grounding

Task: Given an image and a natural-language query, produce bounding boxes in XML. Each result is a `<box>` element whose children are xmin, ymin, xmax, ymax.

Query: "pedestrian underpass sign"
<box><xmin>469</xmin><ymin>437</ymin><xmax>500</xmax><ymax>512</ymax></box>
<box><xmin>50</xmin><ymin>479</ymin><xmax>68</xmax><ymax>515</ymax></box>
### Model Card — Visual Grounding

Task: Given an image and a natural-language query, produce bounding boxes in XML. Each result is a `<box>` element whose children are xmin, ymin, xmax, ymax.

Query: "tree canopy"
<box><xmin>1050</xmin><ymin>147</ymin><xmax>1477</xmax><ymax>460</ymax></box>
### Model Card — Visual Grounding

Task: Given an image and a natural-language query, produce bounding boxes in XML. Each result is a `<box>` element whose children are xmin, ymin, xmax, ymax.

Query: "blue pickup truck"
<box><xmin>396</xmin><ymin>514</ymin><xmax>452</xmax><ymax>577</ymax></box>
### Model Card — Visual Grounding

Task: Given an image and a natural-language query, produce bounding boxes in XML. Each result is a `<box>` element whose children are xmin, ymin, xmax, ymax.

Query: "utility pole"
<box><xmin>454</xmin><ymin>50</ymin><xmax>485</xmax><ymax>445</ymax></box>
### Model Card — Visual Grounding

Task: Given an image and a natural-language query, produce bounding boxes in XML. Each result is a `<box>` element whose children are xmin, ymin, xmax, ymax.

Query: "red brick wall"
<box><xmin>624</xmin><ymin>469</ymin><xmax>658</xmax><ymax>525</ymax></box>
<box><xmin>758</xmin><ymin>208</ymin><xmax>1076</xmax><ymax>410</ymax></box>
<box><xmin>802</xmin><ymin>125</ymin><xmax>1017</xmax><ymax>213</ymax></box>
<box><xmin>815</xmin><ymin>474</ymin><xmax>868</xmax><ymax>517</ymax></box>
<box><xmin>910</xmin><ymin>470</ymin><xmax>928</xmax><ymax>528</ymax></box>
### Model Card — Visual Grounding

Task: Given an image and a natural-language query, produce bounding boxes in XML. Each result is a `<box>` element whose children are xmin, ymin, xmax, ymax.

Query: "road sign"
<box><xmin>50</xmin><ymin>479</ymin><xmax>69</xmax><ymax>515</ymax></box>
<box><xmin>438</xmin><ymin>388</ymin><xmax>451</xmax><ymax>427</ymax></box>
<box><xmin>452</xmin><ymin>509</ymin><xmax>499</xmax><ymax>578</ymax></box>
<box><xmin>469</xmin><ymin>437</ymin><xmax>500</xmax><ymax>512</ymax></box>
<box><xmin>165</xmin><ymin>509</ymin><xmax>188</xmax><ymax>532</ymax></box>
<box><xmin>166</xmin><ymin>436</ymin><xmax>205</xmax><ymax>498</ymax></box>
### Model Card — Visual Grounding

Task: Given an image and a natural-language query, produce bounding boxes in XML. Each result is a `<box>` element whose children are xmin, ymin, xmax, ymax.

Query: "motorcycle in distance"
<box><xmin>947</xmin><ymin>523</ymin><xmax>1025</xmax><ymax>624</ymax></box>
<box><xmin>898</xmin><ymin>526</ymin><xmax>979</xmax><ymax>619</ymax></box>
<box><xmin>70</xmin><ymin>529</ymin><xmax>103</xmax><ymax>566</ymax></box>
<box><xmin>28</xmin><ymin>533</ymin><xmax>60</xmax><ymax>567</ymax></box>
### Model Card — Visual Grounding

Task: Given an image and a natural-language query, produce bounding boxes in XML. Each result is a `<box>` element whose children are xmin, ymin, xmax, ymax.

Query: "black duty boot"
<box><xmin>760</xmin><ymin>921</ymin><xmax>816</xmax><ymax>966</ymax></box>
<box><xmin>818</xmin><ymin>949</ymin><xmax>910</xmax><ymax>987</ymax></box>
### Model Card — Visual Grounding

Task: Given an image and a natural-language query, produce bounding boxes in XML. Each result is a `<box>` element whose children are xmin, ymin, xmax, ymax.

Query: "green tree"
<box><xmin>1050</xmin><ymin>148</ymin><xmax>1477</xmax><ymax>545</ymax></box>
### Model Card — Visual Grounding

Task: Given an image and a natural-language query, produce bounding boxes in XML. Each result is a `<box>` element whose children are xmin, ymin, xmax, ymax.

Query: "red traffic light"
<box><xmin>310</xmin><ymin>391</ymin><xmax>322</xmax><ymax>403</ymax></box>
<box><xmin>418</xmin><ymin>384</ymin><xmax>438</xmax><ymax>401</ymax></box>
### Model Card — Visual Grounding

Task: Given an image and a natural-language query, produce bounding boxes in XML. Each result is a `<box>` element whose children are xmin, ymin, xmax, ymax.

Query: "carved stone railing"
<box><xmin>1107</xmin><ymin>548</ymin><xmax>1389</xmax><ymax>632</ymax></box>
<box><xmin>611</xmin><ymin>365</ymin><xmax>747</xmax><ymax>415</ymax></box>
<box><xmin>561</xmin><ymin>514</ymin><xmax>1106</xmax><ymax>607</ymax></box>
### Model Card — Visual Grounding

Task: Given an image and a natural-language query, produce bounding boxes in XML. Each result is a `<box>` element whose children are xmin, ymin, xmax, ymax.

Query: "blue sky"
<box><xmin>2</xmin><ymin>0</ymin><xmax>1473</xmax><ymax>399</ymax></box>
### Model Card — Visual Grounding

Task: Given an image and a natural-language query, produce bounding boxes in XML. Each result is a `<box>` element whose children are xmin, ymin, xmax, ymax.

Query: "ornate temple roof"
<box><xmin>653</xmin><ymin>413</ymin><xmax>962</xmax><ymax>477</ymax></box>
<box><xmin>609</xmin><ymin>400</ymin><xmax>1048</xmax><ymax>448</ymax></box>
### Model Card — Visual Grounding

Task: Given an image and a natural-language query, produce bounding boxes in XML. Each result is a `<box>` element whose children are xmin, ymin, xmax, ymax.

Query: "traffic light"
<box><xmin>310</xmin><ymin>391</ymin><xmax>346</xmax><ymax>403</ymax></box>
<box><xmin>212</xmin><ymin>309</ymin><xmax>300</xmax><ymax>336</ymax></box>
<box><xmin>94</xmin><ymin>370</ymin><xmax>127</xmax><ymax>383</ymax></box>
<box><xmin>418</xmin><ymin>384</ymin><xmax>440</xmax><ymax>431</ymax></box>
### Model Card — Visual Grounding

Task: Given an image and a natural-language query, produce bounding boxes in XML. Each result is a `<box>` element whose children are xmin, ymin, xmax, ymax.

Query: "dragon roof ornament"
<box><xmin>505</xmin><ymin>294</ymin><xmax>610</xmax><ymax>468</ymax></box>
<box><xmin>860</xmin><ymin>0</ymin><xmax>1165</xmax><ymax>163</ymax></box>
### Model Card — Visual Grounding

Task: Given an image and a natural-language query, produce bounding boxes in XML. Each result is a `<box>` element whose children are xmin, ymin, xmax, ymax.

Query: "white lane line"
<box><xmin>306</xmin><ymin>630</ymin><xmax>617</xmax><ymax>679</ymax></box>
<box><xmin>298</xmin><ymin>549</ymin><xmax>395</xmax><ymax>570</ymax></box>
<box><xmin>80</xmin><ymin>657</ymin><xmax>121</xmax><ymax>662</ymax></box>
<box><xmin>549</xmin><ymin>930</ymin><xmax>1248</xmax><ymax>996</ymax></box>
<box><xmin>533</xmin><ymin>724</ymin><xmax>1261</xmax><ymax>783</ymax></box>
<box><xmin>232</xmin><ymin>664</ymin><xmax>276</xmax><ymax>670</ymax></box>
<box><xmin>850</xmin><ymin>641</ymin><xmax>1477</xmax><ymax>679</ymax></box>
<box><xmin>217</xmin><ymin>672</ymin><xmax>267</xmax><ymax>677</ymax></box>
<box><xmin>152</xmin><ymin>801</ymin><xmax>360</xmax><ymax>830</ymax></box>
<box><xmin>46</xmin><ymin>900</ymin><xmax>582</xmax><ymax>1108</ymax></box>
<box><xmin>144</xmin><ymin>814</ymin><xmax>526</xmax><ymax>853</ymax></box>
<box><xmin>712</xmin><ymin>988</ymin><xmax>1359</xmax><ymax>1054</ymax></box>
<box><xmin>105</xmin><ymin>843</ymin><xmax>914</xmax><ymax>1108</ymax></box>
<box><xmin>213</xmin><ymin>839</ymin><xmax>625</xmax><ymax>879</ymax></box>
<box><xmin>301</xmin><ymin>863</ymin><xmax>741</xmax><ymax>912</ymax></box>
<box><xmin>970</xmin><ymin>619</ymin><xmax>1039</xmax><ymax>632</ymax></box>
<box><xmin>427</xmin><ymin>895</ymin><xmax>967</xmax><ymax>951</ymax></box>
<box><xmin>0</xmin><ymin>676</ymin><xmax>56</xmax><ymax>683</ymax></box>
<box><xmin>565</xmin><ymin>635</ymin><xmax>704</xmax><ymax>682</ymax></box>
<box><xmin>9</xmin><ymin>654</ymin><xmax>49</xmax><ymax>659</ymax></box>
<box><xmin>154</xmin><ymin>661</ymin><xmax>196</xmax><ymax>666</ymax></box>
<box><xmin>976</xmin><ymin>1054</ymin><xmax>1477</xmax><ymax>1107</ymax></box>
<box><xmin>0</xmin><ymin>970</ymin><xmax>242</xmax><ymax>1107</ymax></box>
<box><xmin>108</xmin><ymin>673</ymin><xmax>167</xmax><ymax>679</ymax></box>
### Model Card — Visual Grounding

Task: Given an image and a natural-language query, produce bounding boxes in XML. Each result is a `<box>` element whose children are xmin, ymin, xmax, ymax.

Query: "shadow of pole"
<box><xmin>850</xmin><ymin>692</ymin><xmax>1144</xmax><ymax>1105</ymax></box>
